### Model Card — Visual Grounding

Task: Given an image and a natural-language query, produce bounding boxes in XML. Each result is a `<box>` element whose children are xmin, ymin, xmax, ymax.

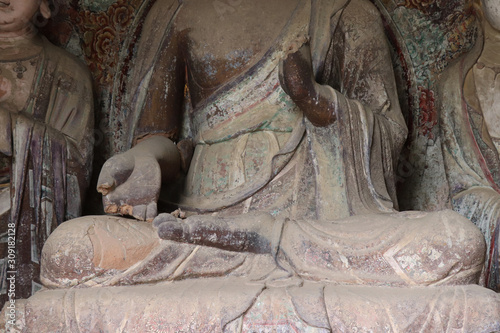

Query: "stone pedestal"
<box><xmin>4</xmin><ymin>279</ymin><xmax>499</xmax><ymax>332</ymax></box>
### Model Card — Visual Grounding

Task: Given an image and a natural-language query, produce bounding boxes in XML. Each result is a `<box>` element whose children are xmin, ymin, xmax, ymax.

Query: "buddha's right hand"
<box><xmin>97</xmin><ymin>149</ymin><xmax>161</xmax><ymax>222</ymax></box>
<box><xmin>97</xmin><ymin>135</ymin><xmax>181</xmax><ymax>222</ymax></box>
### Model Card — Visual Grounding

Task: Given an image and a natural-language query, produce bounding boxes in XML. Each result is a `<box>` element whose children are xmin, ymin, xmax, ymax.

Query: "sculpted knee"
<box><xmin>41</xmin><ymin>216</ymin><xmax>160</xmax><ymax>288</ymax></box>
<box><xmin>40</xmin><ymin>216</ymin><xmax>99</xmax><ymax>288</ymax></box>
<box><xmin>383</xmin><ymin>210</ymin><xmax>486</xmax><ymax>286</ymax></box>
<box><xmin>425</xmin><ymin>210</ymin><xmax>486</xmax><ymax>284</ymax></box>
<box><xmin>438</xmin><ymin>210</ymin><xmax>486</xmax><ymax>264</ymax></box>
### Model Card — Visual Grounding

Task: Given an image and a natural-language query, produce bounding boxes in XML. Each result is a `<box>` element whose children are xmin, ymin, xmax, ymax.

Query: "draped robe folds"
<box><xmin>133</xmin><ymin>0</ymin><xmax>407</xmax><ymax>220</ymax></box>
<box><xmin>29</xmin><ymin>0</ymin><xmax>500</xmax><ymax>331</ymax></box>
<box><xmin>77</xmin><ymin>0</ymin><xmax>406</xmax><ymax>285</ymax></box>
<box><xmin>438</xmin><ymin>26</ymin><xmax>500</xmax><ymax>291</ymax></box>
<box><xmin>42</xmin><ymin>0</ymin><xmax>486</xmax><ymax>290</ymax></box>
<box><xmin>0</xmin><ymin>35</ymin><xmax>94</xmax><ymax>302</ymax></box>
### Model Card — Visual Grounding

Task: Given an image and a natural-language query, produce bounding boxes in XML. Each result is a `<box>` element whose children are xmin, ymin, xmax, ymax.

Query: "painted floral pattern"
<box><xmin>69</xmin><ymin>0</ymin><xmax>138</xmax><ymax>87</ymax></box>
<box><xmin>400</xmin><ymin>0</ymin><xmax>436</xmax><ymax>12</ymax></box>
<box><xmin>42</xmin><ymin>0</ymin><xmax>140</xmax><ymax>88</ymax></box>
<box><xmin>392</xmin><ymin>0</ymin><xmax>478</xmax><ymax>138</ymax></box>
<box><xmin>417</xmin><ymin>86</ymin><xmax>437</xmax><ymax>139</ymax></box>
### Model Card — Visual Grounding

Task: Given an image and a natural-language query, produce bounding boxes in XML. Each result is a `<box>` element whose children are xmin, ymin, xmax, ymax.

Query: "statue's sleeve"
<box><xmin>310</xmin><ymin>0</ymin><xmax>408</xmax><ymax>213</ymax></box>
<box><xmin>438</xmin><ymin>37</ymin><xmax>498</xmax><ymax>196</ymax></box>
<box><xmin>9</xmin><ymin>44</ymin><xmax>94</xmax><ymax>227</ymax></box>
<box><xmin>438</xmin><ymin>37</ymin><xmax>500</xmax><ymax>290</ymax></box>
<box><xmin>44</xmin><ymin>50</ymin><xmax>94</xmax><ymax>219</ymax></box>
<box><xmin>128</xmin><ymin>9</ymin><xmax>186</xmax><ymax>146</ymax></box>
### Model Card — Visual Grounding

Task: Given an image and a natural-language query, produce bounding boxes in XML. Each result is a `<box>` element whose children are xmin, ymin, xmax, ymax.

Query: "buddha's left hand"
<box><xmin>279</xmin><ymin>43</ymin><xmax>338</xmax><ymax>127</ymax></box>
<box><xmin>153</xmin><ymin>213</ymin><xmax>274</xmax><ymax>253</ymax></box>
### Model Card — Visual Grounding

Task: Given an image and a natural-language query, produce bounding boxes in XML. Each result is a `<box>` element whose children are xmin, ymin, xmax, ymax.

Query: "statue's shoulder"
<box><xmin>339</xmin><ymin>0</ymin><xmax>385</xmax><ymax>40</ymax></box>
<box><xmin>343</xmin><ymin>0</ymin><xmax>383</xmax><ymax>24</ymax></box>
<box><xmin>41</xmin><ymin>36</ymin><xmax>93</xmax><ymax>86</ymax></box>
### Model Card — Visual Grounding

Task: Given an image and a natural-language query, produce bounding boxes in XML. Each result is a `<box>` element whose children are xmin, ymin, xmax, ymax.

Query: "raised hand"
<box><xmin>97</xmin><ymin>135</ymin><xmax>181</xmax><ymax>222</ymax></box>
<box><xmin>279</xmin><ymin>43</ymin><xmax>337</xmax><ymax>127</ymax></box>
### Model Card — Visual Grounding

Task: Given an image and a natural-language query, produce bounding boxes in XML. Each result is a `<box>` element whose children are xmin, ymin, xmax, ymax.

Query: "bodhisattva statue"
<box><xmin>439</xmin><ymin>0</ymin><xmax>500</xmax><ymax>291</ymax></box>
<box><xmin>15</xmin><ymin>0</ymin><xmax>500</xmax><ymax>331</ymax></box>
<box><xmin>0</xmin><ymin>0</ymin><xmax>93</xmax><ymax>305</ymax></box>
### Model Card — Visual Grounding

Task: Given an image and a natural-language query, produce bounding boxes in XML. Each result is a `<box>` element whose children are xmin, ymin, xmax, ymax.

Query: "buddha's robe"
<box><xmin>133</xmin><ymin>0</ymin><xmax>407</xmax><ymax>219</ymax></box>
<box><xmin>26</xmin><ymin>0</ymin><xmax>500</xmax><ymax>331</ymax></box>
<box><xmin>42</xmin><ymin>0</ymin><xmax>483</xmax><ymax>290</ymax></box>
<box><xmin>438</xmin><ymin>23</ymin><xmax>500</xmax><ymax>291</ymax></box>
<box><xmin>0</xmin><ymin>33</ymin><xmax>93</xmax><ymax>302</ymax></box>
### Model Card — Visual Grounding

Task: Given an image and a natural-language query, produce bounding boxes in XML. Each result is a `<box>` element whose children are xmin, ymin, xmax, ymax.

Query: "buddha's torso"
<box><xmin>175</xmin><ymin>0</ymin><xmax>301</xmax><ymax>106</ymax></box>
<box><xmin>172</xmin><ymin>0</ymin><xmax>316</xmax><ymax>215</ymax></box>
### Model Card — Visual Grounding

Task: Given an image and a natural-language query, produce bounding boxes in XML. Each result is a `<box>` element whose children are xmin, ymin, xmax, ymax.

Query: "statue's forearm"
<box><xmin>279</xmin><ymin>45</ymin><xmax>338</xmax><ymax>127</ymax></box>
<box><xmin>132</xmin><ymin>135</ymin><xmax>182</xmax><ymax>183</ymax></box>
<box><xmin>293</xmin><ymin>83</ymin><xmax>338</xmax><ymax>127</ymax></box>
<box><xmin>157</xmin><ymin>216</ymin><xmax>272</xmax><ymax>253</ymax></box>
<box><xmin>155</xmin><ymin>213</ymin><xmax>282</xmax><ymax>255</ymax></box>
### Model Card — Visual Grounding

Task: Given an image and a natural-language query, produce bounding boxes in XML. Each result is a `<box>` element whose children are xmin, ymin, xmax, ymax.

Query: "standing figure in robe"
<box><xmin>439</xmin><ymin>0</ymin><xmax>500</xmax><ymax>291</ymax></box>
<box><xmin>0</xmin><ymin>0</ymin><xmax>94</xmax><ymax>304</ymax></box>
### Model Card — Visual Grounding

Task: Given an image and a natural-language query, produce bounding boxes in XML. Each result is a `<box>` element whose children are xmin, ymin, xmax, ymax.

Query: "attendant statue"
<box><xmin>439</xmin><ymin>0</ymin><xmax>500</xmax><ymax>291</ymax></box>
<box><xmin>15</xmin><ymin>0</ymin><xmax>499</xmax><ymax>331</ymax></box>
<box><xmin>0</xmin><ymin>0</ymin><xmax>94</xmax><ymax>304</ymax></box>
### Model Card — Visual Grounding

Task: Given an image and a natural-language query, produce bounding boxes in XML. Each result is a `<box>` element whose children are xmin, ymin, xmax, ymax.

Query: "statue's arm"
<box><xmin>279</xmin><ymin>44</ymin><xmax>338</xmax><ymax>127</ymax></box>
<box><xmin>97</xmin><ymin>26</ymin><xmax>186</xmax><ymax>221</ymax></box>
<box><xmin>153</xmin><ymin>212</ymin><xmax>280</xmax><ymax>254</ymax></box>
<box><xmin>279</xmin><ymin>0</ymin><xmax>406</xmax><ymax>134</ymax></box>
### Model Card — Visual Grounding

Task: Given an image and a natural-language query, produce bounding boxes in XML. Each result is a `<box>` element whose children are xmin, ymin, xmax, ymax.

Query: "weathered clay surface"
<box><xmin>10</xmin><ymin>0</ymin><xmax>500</xmax><ymax>331</ymax></box>
<box><xmin>39</xmin><ymin>212</ymin><xmax>485</xmax><ymax>290</ymax></box>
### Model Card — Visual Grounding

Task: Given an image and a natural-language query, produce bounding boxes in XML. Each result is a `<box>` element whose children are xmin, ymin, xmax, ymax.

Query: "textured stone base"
<box><xmin>2</xmin><ymin>279</ymin><xmax>500</xmax><ymax>332</ymax></box>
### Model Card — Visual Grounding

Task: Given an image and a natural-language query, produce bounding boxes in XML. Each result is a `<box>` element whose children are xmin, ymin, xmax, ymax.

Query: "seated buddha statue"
<box><xmin>15</xmin><ymin>0</ymin><xmax>499</xmax><ymax>331</ymax></box>
<box><xmin>42</xmin><ymin>0</ymin><xmax>486</xmax><ymax>288</ymax></box>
